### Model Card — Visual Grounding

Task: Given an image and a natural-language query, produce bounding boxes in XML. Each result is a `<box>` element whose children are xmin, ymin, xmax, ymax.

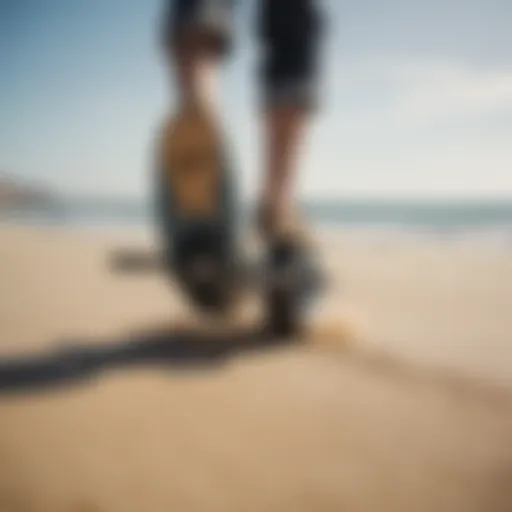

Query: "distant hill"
<box><xmin>0</xmin><ymin>175</ymin><xmax>57</xmax><ymax>208</ymax></box>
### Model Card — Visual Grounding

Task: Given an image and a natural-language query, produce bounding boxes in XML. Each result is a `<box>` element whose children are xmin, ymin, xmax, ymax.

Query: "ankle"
<box><xmin>256</xmin><ymin>201</ymin><xmax>306</xmax><ymax>243</ymax></box>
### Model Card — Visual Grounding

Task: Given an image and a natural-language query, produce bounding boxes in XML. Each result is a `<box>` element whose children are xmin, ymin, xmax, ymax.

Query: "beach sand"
<box><xmin>1</xmin><ymin>225</ymin><xmax>511</xmax><ymax>512</ymax></box>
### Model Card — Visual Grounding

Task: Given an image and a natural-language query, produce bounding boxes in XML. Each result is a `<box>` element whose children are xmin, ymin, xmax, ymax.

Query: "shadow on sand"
<box><xmin>0</xmin><ymin>325</ymin><xmax>293</xmax><ymax>395</ymax></box>
<box><xmin>0</xmin><ymin>247</ymin><xmax>286</xmax><ymax>395</ymax></box>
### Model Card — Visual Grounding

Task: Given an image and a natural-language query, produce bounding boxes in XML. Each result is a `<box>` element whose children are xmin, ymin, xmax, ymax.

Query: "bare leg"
<box><xmin>166</xmin><ymin>32</ymin><xmax>221</xmax><ymax>113</ymax></box>
<box><xmin>163</xmin><ymin>0</ymin><xmax>235</xmax><ymax>108</ymax></box>
<box><xmin>260</xmin><ymin>106</ymin><xmax>310</xmax><ymax>238</ymax></box>
<box><xmin>256</xmin><ymin>0</ymin><xmax>322</xmax><ymax>241</ymax></box>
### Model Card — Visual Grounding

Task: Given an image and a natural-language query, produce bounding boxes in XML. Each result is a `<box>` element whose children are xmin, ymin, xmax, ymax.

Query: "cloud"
<box><xmin>396</xmin><ymin>65</ymin><xmax>512</xmax><ymax>118</ymax></box>
<box><xmin>336</xmin><ymin>58</ymin><xmax>512</xmax><ymax>119</ymax></box>
<box><xmin>298</xmin><ymin>57</ymin><xmax>512</xmax><ymax>199</ymax></box>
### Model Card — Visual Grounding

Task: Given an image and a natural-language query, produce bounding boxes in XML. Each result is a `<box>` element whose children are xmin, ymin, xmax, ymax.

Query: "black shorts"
<box><xmin>163</xmin><ymin>0</ymin><xmax>324</xmax><ymax>109</ymax></box>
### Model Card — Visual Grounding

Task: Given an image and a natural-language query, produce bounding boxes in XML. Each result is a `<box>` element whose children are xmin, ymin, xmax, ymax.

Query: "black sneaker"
<box><xmin>264</xmin><ymin>234</ymin><xmax>324</xmax><ymax>338</ymax></box>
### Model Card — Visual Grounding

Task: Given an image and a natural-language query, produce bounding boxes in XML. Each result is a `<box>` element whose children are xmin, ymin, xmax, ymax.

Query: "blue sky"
<box><xmin>1</xmin><ymin>0</ymin><xmax>511</xmax><ymax>200</ymax></box>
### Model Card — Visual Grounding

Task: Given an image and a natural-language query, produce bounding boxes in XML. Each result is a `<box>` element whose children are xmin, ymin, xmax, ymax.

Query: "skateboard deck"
<box><xmin>156</xmin><ymin>105</ymin><xmax>240</xmax><ymax>312</ymax></box>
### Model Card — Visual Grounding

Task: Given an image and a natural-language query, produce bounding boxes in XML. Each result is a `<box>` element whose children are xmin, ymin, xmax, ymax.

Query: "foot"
<box><xmin>257</xmin><ymin>204</ymin><xmax>324</xmax><ymax>337</ymax></box>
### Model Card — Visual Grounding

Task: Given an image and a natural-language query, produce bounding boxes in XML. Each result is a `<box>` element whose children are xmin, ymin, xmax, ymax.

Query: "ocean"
<box><xmin>2</xmin><ymin>199</ymin><xmax>512</xmax><ymax>241</ymax></box>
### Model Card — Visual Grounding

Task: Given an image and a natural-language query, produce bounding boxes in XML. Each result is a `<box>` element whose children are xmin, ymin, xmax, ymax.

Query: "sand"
<box><xmin>0</xmin><ymin>225</ymin><xmax>511</xmax><ymax>512</ymax></box>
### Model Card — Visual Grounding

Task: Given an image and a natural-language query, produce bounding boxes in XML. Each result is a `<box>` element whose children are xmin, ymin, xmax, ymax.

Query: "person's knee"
<box><xmin>162</xmin><ymin>0</ymin><xmax>235</xmax><ymax>57</ymax></box>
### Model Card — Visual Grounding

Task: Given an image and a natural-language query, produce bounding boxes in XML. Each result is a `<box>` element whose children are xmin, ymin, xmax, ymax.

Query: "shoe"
<box><xmin>258</xmin><ymin>205</ymin><xmax>324</xmax><ymax>337</ymax></box>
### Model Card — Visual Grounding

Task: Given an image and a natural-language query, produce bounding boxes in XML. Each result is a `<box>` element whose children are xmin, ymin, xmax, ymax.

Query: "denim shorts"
<box><xmin>163</xmin><ymin>0</ymin><xmax>324</xmax><ymax>109</ymax></box>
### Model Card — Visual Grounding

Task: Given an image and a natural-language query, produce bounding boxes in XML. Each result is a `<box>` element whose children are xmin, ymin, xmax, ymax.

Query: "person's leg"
<box><xmin>257</xmin><ymin>0</ymin><xmax>323</xmax><ymax>239</ymax></box>
<box><xmin>162</xmin><ymin>0</ymin><xmax>236</xmax><ymax>111</ymax></box>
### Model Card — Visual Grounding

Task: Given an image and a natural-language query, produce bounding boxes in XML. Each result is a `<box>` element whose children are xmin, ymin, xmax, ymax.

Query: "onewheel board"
<box><xmin>157</xmin><ymin>105</ymin><xmax>239</xmax><ymax>312</ymax></box>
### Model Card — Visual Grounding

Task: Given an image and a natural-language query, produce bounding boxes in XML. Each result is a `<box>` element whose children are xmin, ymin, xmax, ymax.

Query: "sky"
<box><xmin>1</xmin><ymin>0</ymin><xmax>511</xmax><ymax>200</ymax></box>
